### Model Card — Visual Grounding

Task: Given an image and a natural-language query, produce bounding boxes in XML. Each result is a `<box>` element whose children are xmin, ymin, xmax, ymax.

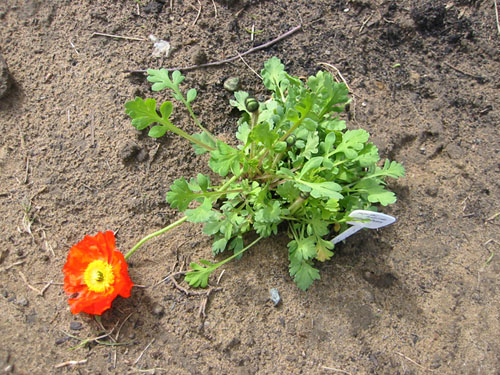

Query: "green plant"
<box><xmin>125</xmin><ymin>57</ymin><xmax>404</xmax><ymax>290</ymax></box>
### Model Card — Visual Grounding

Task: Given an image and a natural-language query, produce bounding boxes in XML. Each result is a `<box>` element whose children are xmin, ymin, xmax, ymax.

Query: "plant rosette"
<box><xmin>123</xmin><ymin>57</ymin><xmax>405</xmax><ymax>291</ymax></box>
<box><xmin>63</xmin><ymin>57</ymin><xmax>405</xmax><ymax>315</ymax></box>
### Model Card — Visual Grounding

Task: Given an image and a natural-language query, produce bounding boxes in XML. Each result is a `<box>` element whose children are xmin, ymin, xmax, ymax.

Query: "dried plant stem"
<box><xmin>443</xmin><ymin>61</ymin><xmax>485</xmax><ymax>81</ymax></box>
<box><xmin>211</xmin><ymin>0</ymin><xmax>217</xmax><ymax>17</ymax></box>
<box><xmin>237</xmin><ymin>52</ymin><xmax>262</xmax><ymax>79</ymax></box>
<box><xmin>192</xmin><ymin>0</ymin><xmax>202</xmax><ymax>25</ymax></box>
<box><xmin>494</xmin><ymin>0</ymin><xmax>500</xmax><ymax>36</ymax></box>
<box><xmin>91</xmin><ymin>32</ymin><xmax>145</xmax><ymax>41</ymax></box>
<box><xmin>127</xmin><ymin>25</ymin><xmax>302</xmax><ymax>73</ymax></box>
<box><xmin>19</xmin><ymin>271</ymin><xmax>45</xmax><ymax>296</ymax></box>
<box><xmin>395</xmin><ymin>351</ymin><xmax>433</xmax><ymax>372</ymax></box>
<box><xmin>133</xmin><ymin>339</ymin><xmax>155</xmax><ymax>366</ymax></box>
<box><xmin>318</xmin><ymin>62</ymin><xmax>352</xmax><ymax>92</ymax></box>
<box><xmin>54</xmin><ymin>359</ymin><xmax>88</xmax><ymax>369</ymax></box>
<box><xmin>322</xmin><ymin>366</ymin><xmax>353</xmax><ymax>375</ymax></box>
<box><xmin>0</xmin><ymin>260</ymin><xmax>25</xmax><ymax>272</ymax></box>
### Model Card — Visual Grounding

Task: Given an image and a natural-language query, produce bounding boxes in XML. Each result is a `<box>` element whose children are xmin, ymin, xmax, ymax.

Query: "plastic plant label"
<box><xmin>331</xmin><ymin>210</ymin><xmax>396</xmax><ymax>245</ymax></box>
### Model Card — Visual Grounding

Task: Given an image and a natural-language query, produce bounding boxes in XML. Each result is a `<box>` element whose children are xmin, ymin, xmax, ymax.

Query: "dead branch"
<box><xmin>126</xmin><ymin>25</ymin><xmax>302</xmax><ymax>73</ymax></box>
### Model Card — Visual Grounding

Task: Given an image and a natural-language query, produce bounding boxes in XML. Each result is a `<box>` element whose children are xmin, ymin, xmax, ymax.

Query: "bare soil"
<box><xmin>1</xmin><ymin>1</ymin><xmax>499</xmax><ymax>374</ymax></box>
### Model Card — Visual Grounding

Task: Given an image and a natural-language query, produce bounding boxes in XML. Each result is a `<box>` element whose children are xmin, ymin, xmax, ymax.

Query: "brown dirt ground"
<box><xmin>1</xmin><ymin>0</ymin><xmax>499</xmax><ymax>374</ymax></box>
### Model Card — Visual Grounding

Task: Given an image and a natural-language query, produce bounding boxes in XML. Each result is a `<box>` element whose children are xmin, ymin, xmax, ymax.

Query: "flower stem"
<box><xmin>210</xmin><ymin>236</ymin><xmax>263</xmax><ymax>270</ymax></box>
<box><xmin>124</xmin><ymin>216</ymin><xmax>188</xmax><ymax>260</ymax></box>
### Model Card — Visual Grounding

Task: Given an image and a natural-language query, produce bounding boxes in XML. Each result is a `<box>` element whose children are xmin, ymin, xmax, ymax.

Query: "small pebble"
<box><xmin>70</xmin><ymin>321</ymin><xmax>83</xmax><ymax>331</ymax></box>
<box><xmin>191</xmin><ymin>47</ymin><xmax>207</xmax><ymax>65</ymax></box>
<box><xmin>17</xmin><ymin>296</ymin><xmax>29</xmax><ymax>307</ymax></box>
<box><xmin>269</xmin><ymin>288</ymin><xmax>281</xmax><ymax>306</ymax></box>
<box><xmin>425</xmin><ymin>186</ymin><xmax>439</xmax><ymax>197</ymax></box>
<box><xmin>152</xmin><ymin>303</ymin><xmax>165</xmax><ymax>317</ymax></box>
<box><xmin>223</xmin><ymin>77</ymin><xmax>240</xmax><ymax>92</ymax></box>
<box><xmin>118</xmin><ymin>141</ymin><xmax>148</xmax><ymax>163</ymax></box>
<box><xmin>55</xmin><ymin>337</ymin><xmax>71</xmax><ymax>345</ymax></box>
<box><xmin>430</xmin><ymin>354</ymin><xmax>442</xmax><ymax>369</ymax></box>
<box><xmin>0</xmin><ymin>53</ymin><xmax>12</xmax><ymax>99</ymax></box>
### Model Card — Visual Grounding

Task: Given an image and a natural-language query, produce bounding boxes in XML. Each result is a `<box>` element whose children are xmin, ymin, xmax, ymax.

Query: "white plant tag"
<box><xmin>331</xmin><ymin>210</ymin><xmax>396</xmax><ymax>245</ymax></box>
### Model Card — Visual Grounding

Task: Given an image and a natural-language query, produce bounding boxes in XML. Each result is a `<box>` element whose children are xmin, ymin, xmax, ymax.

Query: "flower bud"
<box><xmin>286</xmin><ymin>134</ymin><xmax>296</xmax><ymax>147</ymax></box>
<box><xmin>245</xmin><ymin>97</ymin><xmax>259</xmax><ymax>113</ymax></box>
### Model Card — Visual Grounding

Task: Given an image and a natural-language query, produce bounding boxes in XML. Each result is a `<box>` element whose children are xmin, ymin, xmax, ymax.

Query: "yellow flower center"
<box><xmin>84</xmin><ymin>260</ymin><xmax>115</xmax><ymax>293</ymax></box>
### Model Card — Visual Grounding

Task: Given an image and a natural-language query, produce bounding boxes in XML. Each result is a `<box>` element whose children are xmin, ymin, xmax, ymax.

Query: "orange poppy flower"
<box><xmin>63</xmin><ymin>231</ymin><xmax>133</xmax><ymax>315</ymax></box>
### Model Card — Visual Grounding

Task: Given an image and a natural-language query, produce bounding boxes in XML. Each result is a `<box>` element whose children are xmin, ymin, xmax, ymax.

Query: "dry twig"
<box><xmin>322</xmin><ymin>365</ymin><xmax>353</xmax><ymax>375</ymax></box>
<box><xmin>91</xmin><ymin>32</ymin><xmax>146</xmax><ymax>41</ymax></box>
<box><xmin>192</xmin><ymin>0</ymin><xmax>202</xmax><ymax>25</ymax></box>
<box><xmin>115</xmin><ymin>313</ymin><xmax>134</xmax><ymax>341</ymax></box>
<box><xmin>359</xmin><ymin>12</ymin><xmax>374</xmax><ymax>33</ymax></box>
<box><xmin>494</xmin><ymin>0</ymin><xmax>500</xmax><ymax>36</ymax></box>
<box><xmin>395</xmin><ymin>351</ymin><xmax>433</xmax><ymax>372</ymax></box>
<box><xmin>158</xmin><ymin>271</ymin><xmax>222</xmax><ymax>317</ymax></box>
<box><xmin>237</xmin><ymin>52</ymin><xmax>262</xmax><ymax>79</ymax></box>
<box><xmin>198</xmin><ymin>287</ymin><xmax>222</xmax><ymax>318</ymax></box>
<box><xmin>54</xmin><ymin>359</ymin><xmax>88</xmax><ymax>369</ymax></box>
<box><xmin>0</xmin><ymin>260</ymin><xmax>25</xmax><ymax>272</ymax></box>
<box><xmin>318</xmin><ymin>62</ymin><xmax>357</xmax><ymax>121</ymax></box>
<box><xmin>23</xmin><ymin>155</ymin><xmax>29</xmax><ymax>184</ymax></box>
<box><xmin>19</xmin><ymin>271</ymin><xmax>45</xmax><ymax>296</ymax></box>
<box><xmin>69</xmin><ymin>40</ymin><xmax>79</xmax><ymax>54</ymax></box>
<box><xmin>38</xmin><ymin>227</ymin><xmax>55</xmax><ymax>257</ymax></box>
<box><xmin>211</xmin><ymin>0</ymin><xmax>217</xmax><ymax>17</ymax></box>
<box><xmin>133</xmin><ymin>338</ymin><xmax>155</xmax><ymax>366</ymax></box>
<box><xmin>485</xmin><ymin>212</ymin><xmax>500</xmax><ymax>223</ymax></box>
<box><xmin>40</xmin><ymin>280</ymin><xmax>53</xmax><ymax>295</ymax></box>
<box><xmin>443</xmin><ymin>61</ymin><xmax>485</xmax><ymax>81</ymax></box>
<box><xmin>216</xmin><ymin>269</ymin><xmax>225</xmax><ymax>285</ymax></box>
<box><xmin>318</xmin><ymin>62</ymin><xmax>352</xmax><ymax>92</ymax></box>
<box><xmin>127</xmin><ymin>25</ymin><xmax>302</xmax><ymax>73</ymax></box>
<box><xmin>62</xmin><ymin>326</ymin><xmax>118</xmax><ymax>349</ymax></box>
<box><xmin>130</xmin><ymin>367</ymin><xmax>169</xmax><ymax>374</ymax></box>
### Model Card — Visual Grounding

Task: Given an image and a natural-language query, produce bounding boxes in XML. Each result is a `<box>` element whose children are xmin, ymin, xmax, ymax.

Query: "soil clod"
<box><xmin>0</xmin><ymin>54</ymin><xmax>12</xmax><ymax>99</ymax></box>
<box><xmin>118</xmin><ymin>141</ymin><xmax>148</xmax><ymax>164</ymax></box>
<box><xmin>70</xmin><ymin>321</ymin><xmax>83</xmax><ymax>331</ymax></box>
<box><xmin>152</xmin><ymin>303</ymin><xmax>165</xmax><ymax>317</ymax></box>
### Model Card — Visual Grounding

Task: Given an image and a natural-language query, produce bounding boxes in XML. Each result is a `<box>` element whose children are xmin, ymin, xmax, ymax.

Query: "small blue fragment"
<box><xmin>269</xmin><ymin>288</ymin><xmax>281</xmax><ymax>306</ymax></box>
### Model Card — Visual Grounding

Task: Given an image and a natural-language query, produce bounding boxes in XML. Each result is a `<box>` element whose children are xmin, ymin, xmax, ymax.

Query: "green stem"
<box><xmin>249</xmin><ymin>111</ymin><xmax>259</xmax><ymax>161</ymax></box>
<box><xmin>257</xmin><ymin>110</ymin><xmax>310</xmax><ymax>169</ymax></box>
<box><xmin>277</xmin><ymin>112</ymin><xmax>308</xmax><ymax>143</ymax></box>
<box><xmin>210</xmin><ymin>236</ymin><xmax>263</xmax><ymax>269</ymax></box>
<box><xmin>218</xmin><ymin>175</ymin><xmax>239</xmax><ymax>192</ymax></box>
<box><xmin>201</xmin><ymin>189</ymin><xmax>243</xmax><ymax>197</ymax></box>
<box><xmin>124</xmin><ymin>175</ymin><xmax>241</xmax><ymax>261</ymax></box>
<box><xmin>124</xmin><ymin>216</ymin><xmax>188</xmax><ymax>260</ymax></box>
<box><xmin>271</xmin><ymin>151</ymin><xmax>285</xmax><ymax>169</ymax></box>
<box><xmin>289</xmin><ymin>195</ymin><xmax>306</xmax><ymax>215</ymax></box>
<box><xmin>176</xmin><ymin>89</ymin><xmax>217</xmax><ymax>143</ymax></box>
<box><xmin>162</xmin><ymin>119</ymin><xmax>215</xmax><ymax>151</ymax></box>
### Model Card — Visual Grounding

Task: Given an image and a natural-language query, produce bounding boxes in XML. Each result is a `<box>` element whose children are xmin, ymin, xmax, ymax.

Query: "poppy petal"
<box><xmin>63</xmin><ymin>231</ymin><xmax>133</xmax><ymax>315</ymax></box>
